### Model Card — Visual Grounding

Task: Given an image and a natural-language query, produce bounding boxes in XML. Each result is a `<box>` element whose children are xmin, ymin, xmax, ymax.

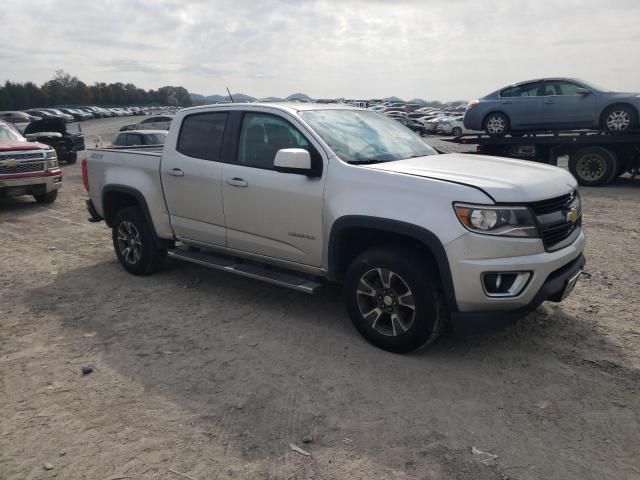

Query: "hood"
<box><xmin>0</xmin><ymin>141</ymin><xmax>50</xmax><ymax>152</ymax></box>
<box><xmin>365</xmin><ymin>153</ymin><xmax>577</xmax><ymax>203</ymax></box>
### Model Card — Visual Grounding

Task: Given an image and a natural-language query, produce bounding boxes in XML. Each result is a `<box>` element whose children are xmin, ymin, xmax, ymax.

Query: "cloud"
<box><xmin>1</xmin><ymin>0</ymin><xmax>639</xmax><ymax>100</ymax></box>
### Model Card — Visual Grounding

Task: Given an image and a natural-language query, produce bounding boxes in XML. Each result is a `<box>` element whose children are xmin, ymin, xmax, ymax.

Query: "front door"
<box><xmin>221</xmin><ymin>111</ymin><xmax>326</xmax><ymax>267</ymax></box>
<box><xmin>541</xmin><ymin>80</ymin><xmax>597</xmax><ymax>128</ymax></box>
<box><xmin>161</xmin><ymin>111</ymin><xmax>229</xmax><ymax>246</ymax></box>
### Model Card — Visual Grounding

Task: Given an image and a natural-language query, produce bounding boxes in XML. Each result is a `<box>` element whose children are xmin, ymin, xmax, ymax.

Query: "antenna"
<box><xmin>226</xmin><ymin>87</ymin><xmax>234</xmax><ymax>103</ymax></box>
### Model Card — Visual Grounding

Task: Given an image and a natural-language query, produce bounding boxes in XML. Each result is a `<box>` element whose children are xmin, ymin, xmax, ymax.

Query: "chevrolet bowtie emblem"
<box><xmin>566</xmin><ymin>207</ymin><xmax>579</xmax><ymax>223</ymax></box>
<box><xmin>1</xmin><ymin>159</ymin><xmax>19</xmax><ymax>168</ymax></box>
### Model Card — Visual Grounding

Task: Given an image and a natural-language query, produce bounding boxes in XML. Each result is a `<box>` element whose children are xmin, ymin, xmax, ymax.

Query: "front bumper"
<box><xmin>0</xmin><ymin>170</ymin><xmax>63</xmax><ymax>195</ymax></box>
<box><xmin>450</xmin><ymin>253</ymin><xmax>586</xmax><ymax>335</ymax></box>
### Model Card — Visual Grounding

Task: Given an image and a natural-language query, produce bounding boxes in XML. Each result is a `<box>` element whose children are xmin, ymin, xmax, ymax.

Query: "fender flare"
<box><xmin>328</xmin><ymin>216</ymin><xmax>458</xmax><ymax>312</ymax></box>
<box><xmin>102</xmin><ymin>184</ymin><xmax>170</xmax><ymax>247</ymax></box>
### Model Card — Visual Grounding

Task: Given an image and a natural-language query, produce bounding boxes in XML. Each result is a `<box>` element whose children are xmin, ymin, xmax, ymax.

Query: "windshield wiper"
<box><xmin>348</xmin><ymin>159</ymin><xmax>386</xmax><ymax>165</ymax></box>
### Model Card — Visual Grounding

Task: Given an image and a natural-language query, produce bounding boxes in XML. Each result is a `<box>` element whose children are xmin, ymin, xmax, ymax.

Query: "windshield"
<box><xmin>300</xmin><ymin>109</ymin><xmax>436</xmax><ymax>163</ymax></box>
<box><xmin>0</xmin><ymin>122</ymin><xmax>26</xmax><ymax>142</ymax></box>
<box><xmin>575</xmin><ymin>79</ymin><xmax>610</xmax><ymax>92</ymax></box>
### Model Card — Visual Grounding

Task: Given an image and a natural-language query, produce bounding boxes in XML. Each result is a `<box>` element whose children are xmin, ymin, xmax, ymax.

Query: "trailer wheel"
<box><xmin>569</xmin><ymin>147</ymin><xmax>618</xmax><ymax>186</ymax></box>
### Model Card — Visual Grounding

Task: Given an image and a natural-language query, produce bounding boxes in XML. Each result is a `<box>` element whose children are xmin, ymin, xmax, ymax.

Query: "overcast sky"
<box><xmin>1</xmin><ymin>0</ymin><xmax>639</xmax><ymax>100</ymax></box>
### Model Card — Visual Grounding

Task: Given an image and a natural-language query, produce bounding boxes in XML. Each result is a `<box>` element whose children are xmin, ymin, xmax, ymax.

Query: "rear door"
<box><xmin>221</xmin><ymin>110</ymin><xmax>326</xmax><ymax>266</ymax></box>
<box><xmin>161</xmin><ymin>111</ymin><xmax>230</xmax><ymax>246</ymax></box>
<box><xmin>541</xmin><ymin>80</ymin><xmax>597</xmax><ymax>128</ymax></box>
<box><xmin>499</xmin><ymin>81</ymin><xmax>544</xmax><ymax>129</ymax></box>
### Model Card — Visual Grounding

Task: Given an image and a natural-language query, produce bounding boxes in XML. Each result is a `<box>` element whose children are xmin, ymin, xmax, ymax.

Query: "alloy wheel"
<box><xmin>356</xmin><ymin>268</ymin><xmax>416</xmax><ymax>337</ymax></box>
<box><xmin>117</xmin><ymin>221</ymin><xmax>142</xmax><ymax>265</ymax></box>
<box><xmin>606</xmin><ymin>110</ymin><xmax>631</xmax><ymax>131</ymax></box>
<box><xmin>486</xmin><ymin>116</ymin><xmax>505</xmax><ymax>134</ymax></box>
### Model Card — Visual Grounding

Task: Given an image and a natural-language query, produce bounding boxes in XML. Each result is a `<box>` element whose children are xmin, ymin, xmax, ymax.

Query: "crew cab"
<box><xmin>0</xmin><ymin>120</ymin><xmax>62</xmax><ymax>204</ymax></box>
<box><xmin>84</xmin><ymin>103</ymin><xmax>586</xmax><ymax>353</ymax></box>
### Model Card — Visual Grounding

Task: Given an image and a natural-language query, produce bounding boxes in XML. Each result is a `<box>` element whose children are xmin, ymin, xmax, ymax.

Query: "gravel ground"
<box><xmin>1</xmin><ymin>117</ymin><xmax>639</xmax><ymax>480</ymax></box>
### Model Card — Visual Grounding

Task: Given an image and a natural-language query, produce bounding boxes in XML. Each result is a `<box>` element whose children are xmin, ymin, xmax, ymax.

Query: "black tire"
<box><xmin>111</xmin><ymin>206</ymin><xmax>166</xmax><ymax>275</ymax></box>
<box><xmin>601</xmin><ymin>105</ymin><xmax>637</xmax><ymax>132</ymax></box>
<box><xmin>569</xmin><ymin>147</ymin><xmax>618</xmax><ymax>187</ymax></box>
<box><xmin>66</xmin><ymin>152</ymin><xmax>78</xmax><ymax>165</ymax></box>
<box><xmin>452</xmin><ymin>127</ymin><xmax>463</xmax><ymax>137</ymax></box>
<box><xmin>483</xmin><ymin>112</ymin><xmax>509</xmax><ymax>136</ymax></box>
<box><xmin>33</xmin><ymin>190</ymin><xmax>58</xmax><ymax>204</ymax></box>
<box><xmin>344</xmin><ymin>245</ymin><xmax>446</xmax><ymax>353</ymax></box>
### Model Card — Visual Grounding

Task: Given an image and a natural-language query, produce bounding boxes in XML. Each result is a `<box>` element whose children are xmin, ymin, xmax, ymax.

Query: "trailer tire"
<box><xmin>569</xmin><ymin>147</ymin><xmax>618</xmax><ymax>186</ymax></box>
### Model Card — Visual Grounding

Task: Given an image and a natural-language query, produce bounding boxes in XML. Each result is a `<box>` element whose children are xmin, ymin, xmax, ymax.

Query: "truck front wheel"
<box><xmin>112</xmin><ymin>206</ymin><xmax>166</xmax><ymax>275</ymax></box>
<box><xmin>34</xmin><ymin>190</ymin><xmax>58</xmax><ymax>204</ymax></box>
<box><xmin>344</xmin><ymin>246</ymin><xmax>445</xmax><ymax>353</ymax></box>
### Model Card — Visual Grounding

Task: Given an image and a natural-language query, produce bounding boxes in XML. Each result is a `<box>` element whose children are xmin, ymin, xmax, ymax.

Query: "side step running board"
<box><xmin>167</xmin><ymin>248</ymin><xmax>323</xmax><ymax>294</ymax></box>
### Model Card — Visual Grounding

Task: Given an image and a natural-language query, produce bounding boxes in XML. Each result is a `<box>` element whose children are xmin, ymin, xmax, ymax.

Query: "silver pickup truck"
<box><xmin>84</xmin><ymin>103</ymin><xmax>585</xmax><ymax>353</ymax></box>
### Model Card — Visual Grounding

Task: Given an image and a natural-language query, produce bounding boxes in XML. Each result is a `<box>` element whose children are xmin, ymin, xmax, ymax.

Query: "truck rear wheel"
<box><xmin>344</xmin><ymin>246</ymin><xmax>445</xmax><ymax>353</ymax></box>
<box><xmin>569</xmin><ymin>147</ymin><xmax>618</xmax><ymax>186</ymax></box>
<box><xmin>33</xmin><ymin>190</ymin><xmax>58</xmax><ymax>204</ymax></box>
<box><xmin>112</xmin><ymin>206</ymin><xmax>166</xmax><ymax>275</ymax></box>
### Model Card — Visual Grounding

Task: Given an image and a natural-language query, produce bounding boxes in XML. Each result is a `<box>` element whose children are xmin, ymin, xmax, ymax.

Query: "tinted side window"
<box><xmin>177</xmin><ymin>112</ymin><xmax>228</xmax><ymax>161</ymax></box>
<box><xmin>237</xmin><ymin>113</ymin><xmax>311</xmax><ymax>170</ymax></box>
<box><xmin>142</xmin><ymin>117</ymin><xmax>156</xmax><ymax>124</ymax></box>
<box><xmin>113</xmin><ymin>133</ymin><xmax>126</xmax><ymax>146</ymax></box>
<box><xmin>503</xmin><ymin>82</ymin><xmax>542</xmax><ymax>97</ymax></box>
<box><xmin>126</xmin><ymin>133</ymin><xmax>144</xmax><ymax>146</ymax></box>
<box><xmin>544</xmin><ymin>81</ymin><xmax>582</xmax><ymax>96</ymax></box>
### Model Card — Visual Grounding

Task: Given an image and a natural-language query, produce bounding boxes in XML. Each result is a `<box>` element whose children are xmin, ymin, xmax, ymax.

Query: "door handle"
<box><xmin>166</xmin><ymin>168</ymin><xmax>184</xmax><ymax>177</ymax></box>
<box><xmin>225</xmin><ymin>177</ymin><xmax>248</xmax><ymax>187</ymax></box>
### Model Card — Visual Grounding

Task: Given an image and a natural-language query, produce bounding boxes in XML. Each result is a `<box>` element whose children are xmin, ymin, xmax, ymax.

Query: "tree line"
<box><xmin>0</xmin><ymin>70</ymin><xmax>192</xmax><ymax>110</ymax></box>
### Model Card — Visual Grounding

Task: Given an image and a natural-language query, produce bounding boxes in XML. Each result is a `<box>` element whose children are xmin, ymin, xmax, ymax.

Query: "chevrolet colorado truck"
<box><xmin>84</xmin><ymin>103</ymin><xmax>585</xmax><ymax>353</ymax></box>
<box><xmin>0</xmin><ymin>119</ymin><xmax>62</xmax><ymax>204</ymax></box>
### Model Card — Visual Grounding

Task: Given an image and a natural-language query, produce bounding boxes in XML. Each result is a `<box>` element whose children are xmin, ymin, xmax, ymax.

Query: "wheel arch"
<box><xmin>327</xmin><ymin>216</ymin><xmax>458</xmax><ymax>312</ymax></box>
<box><xmin>102</xmin><ymin>185</ymin><xmax>170</xmax><ymax>247</ymax></box>
<box><xmin>599</xmin><ymin>102</ymin><xmax>639</xmax><ymax>127</ymax></box>
<box><xmin>483</xmin><ymin>110</ymin><xmax>511</xmax><ymax>129</ymax></box>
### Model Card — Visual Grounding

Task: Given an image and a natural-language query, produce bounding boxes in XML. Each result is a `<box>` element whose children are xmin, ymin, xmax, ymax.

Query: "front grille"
<box><xmin>541</xmin><ymin>221</ymin><xmax>576</xmax><ymax>247</ymax></box>
<box><xmin>529</xmin><ymin>192</ymin><xmax>573</xmax><ymax>215</ymax></box>
<box><xmin>530</xmin><ymin>191</ymin><xmax>580</xmax><ymax>250</ymax></box>
<box><xmin>0</xmin><ymin>151</ymin><xmax>45</xmax><ymax>161</ymax></box>
<box><xmin>0</xmin><ymin>161</ymin><xmax>45</xmax><ymax>175</ymax></box>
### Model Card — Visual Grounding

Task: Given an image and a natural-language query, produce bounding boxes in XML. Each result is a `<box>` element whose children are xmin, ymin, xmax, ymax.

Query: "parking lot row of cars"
<box><xmin>353</xmin><ymin>101</ymin><xmax>478</xmax><ymax>136</ymax></box>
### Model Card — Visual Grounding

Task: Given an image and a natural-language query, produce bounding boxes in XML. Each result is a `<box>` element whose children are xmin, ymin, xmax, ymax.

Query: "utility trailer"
<box><xmin>444</xmin><ymin>130</ymin><xmax>640</xmax><ymax>186</ymax></box>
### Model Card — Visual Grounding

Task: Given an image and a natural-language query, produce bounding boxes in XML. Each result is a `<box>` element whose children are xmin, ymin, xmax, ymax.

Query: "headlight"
<box><xmin>454</xmin><ymin>203</ymin><xmax>539</xmax><ymax>238</ymax></box>
<box><xmin>45</xmin><ymin>149</ymin><xmax>57</xmax><ymax>159</ymax></box>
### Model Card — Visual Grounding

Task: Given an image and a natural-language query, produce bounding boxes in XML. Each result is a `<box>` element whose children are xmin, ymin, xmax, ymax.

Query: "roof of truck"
<box><xmin>181</xmin><ymin>102</ymin><xmax>363</xmax><ymax>115</ymax></box>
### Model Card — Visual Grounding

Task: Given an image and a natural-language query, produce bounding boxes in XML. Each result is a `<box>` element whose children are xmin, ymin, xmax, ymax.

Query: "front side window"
<box><xmin>177</xmin><ymin>112</ymin><xmax>228</xmax><ymax>160</ymax></box>
<box><xmin>300</xmin><ymin>109</ymin><xmax>436</xmax><ymax>163</ymax></box>
<box><xmin>543</xmin><ymin>81</ymin><xmax>582</xmax><ymax>96</ymax></box>
<box><xmin>237</xmin><ymin>113</ymin><xmax>311</xmax><ymax>169</ymax></box>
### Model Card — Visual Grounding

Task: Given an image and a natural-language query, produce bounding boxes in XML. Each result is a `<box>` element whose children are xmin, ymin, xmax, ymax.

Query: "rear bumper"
<box><xmin>450</xmin><ymin>253</ymin><xmax>586</xmax><ymax>336</ymax></box>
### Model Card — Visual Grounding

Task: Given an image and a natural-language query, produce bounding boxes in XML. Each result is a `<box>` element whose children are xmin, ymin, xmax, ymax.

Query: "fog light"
<box><xmin>482</xmin><ymin>272</ymin><xmax>531</xmax><ymax>297</ymax></box>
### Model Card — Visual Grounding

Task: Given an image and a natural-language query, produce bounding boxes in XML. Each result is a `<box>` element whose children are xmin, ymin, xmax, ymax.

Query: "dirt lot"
<box><xmin>1</xmin><ymin>117</ymin><xmax>639</xmax><ymax>480</ymax></box>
